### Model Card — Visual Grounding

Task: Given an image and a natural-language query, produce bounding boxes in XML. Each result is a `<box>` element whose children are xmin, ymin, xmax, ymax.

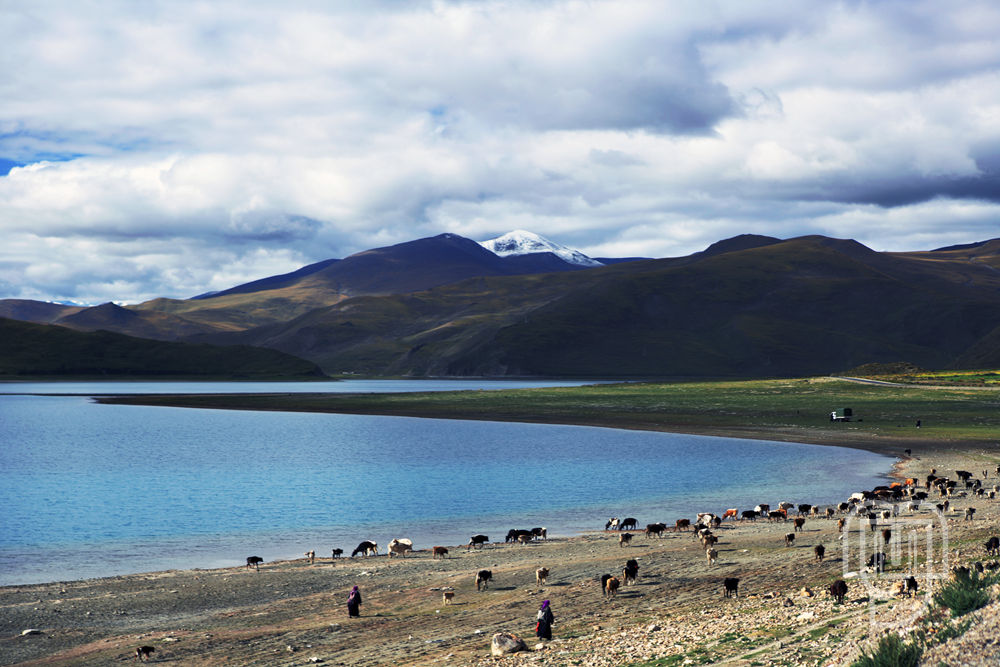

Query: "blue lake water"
<box><xmin>0</xmin><ymin>381</ymin><xmax>894</xmax><ymax>585</ymax></box>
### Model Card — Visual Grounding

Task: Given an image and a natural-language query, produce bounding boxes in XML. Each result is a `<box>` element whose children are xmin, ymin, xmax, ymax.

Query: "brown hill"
<box><xmin>202</xmin><ymin>235</ymin><xmax>1000</xmax><ymax>377</ymax></box>
<box><xmin>5</xmin><ymin>233</ymin><xmax>1000</xmax><ymax>378</ymax></box>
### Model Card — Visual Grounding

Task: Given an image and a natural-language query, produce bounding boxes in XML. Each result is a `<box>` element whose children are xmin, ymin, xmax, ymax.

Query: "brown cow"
<box><xmin>814</xmin><ymin>544</ymin><xmax>825</xmax><ymax>562</ymax></box>
<box><xmin>604</xmin><ymin>576</ymin><xmax>620</xmax><ymax>598</ymax></box>
<box><xmin>793</xmin><ymin>517</ymin><xmax>806</xmax><ymax>532</ymax></box>
<box><xmin>432</xmin><ymin>546</ymin><xmax>449</xmax><ymax>559</ymax></box>
<box><xmin>830</xmin><ymin>579</ymin><xmax>848</xmax><ymax>603</ymax></box>
<box><xmin>536</xmin><ymin>567</ymin><xmax>549</xmax><ymax>586</ymax></box>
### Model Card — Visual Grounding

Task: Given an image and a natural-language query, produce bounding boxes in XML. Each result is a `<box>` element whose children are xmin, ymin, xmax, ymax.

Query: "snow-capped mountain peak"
<box><xmin>479</xmin><ymin>230</ymin><xmax>604</xmax><ymax>267</ymax></box>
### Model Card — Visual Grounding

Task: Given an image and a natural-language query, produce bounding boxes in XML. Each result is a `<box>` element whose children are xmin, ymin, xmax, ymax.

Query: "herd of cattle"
<box><xmin>241</xmin><ymin>465</ymin><xmax>1000</xmax><ymax>606</ymax></box>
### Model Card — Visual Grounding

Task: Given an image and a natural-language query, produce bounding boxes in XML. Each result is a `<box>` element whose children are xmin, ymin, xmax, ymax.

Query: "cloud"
<box><xmin>2</xmin><ymin>0</ymin><xmax>1000</xmax><ymax>304</ymax></box>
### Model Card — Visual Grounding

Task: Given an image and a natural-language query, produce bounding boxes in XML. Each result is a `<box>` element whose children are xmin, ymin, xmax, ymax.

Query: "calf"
<box><xmin>536</xmin><ymin>567</ymin><xmax>549</xmax><ymax>586</ymax></box>
<box><xmin>867</xmin><ymin>552</ymin><xmax>887</xmax><ymax>573</ymax></box>
<box><xmin>882</xmin><ymin>528</ymin><xmax>892</xmax><ymax>546</ymax></box>
<box><xmin>432</xmin><ymin>546</ymin><xmax>449</xmax><ymax>559</ymax></box>
<box><xmin>984</xmin><ymin>536</ymin><xmax>999</xmax><ymax>556</ymax></box>
<box><xmin>246</xmin><ymin>556</ymin><xmax>263</xmax><ymax>571</ymax></box>
<box><xmin>723</xmin><ymin>577</ymin><xmax>740</xmax><ymax>598</ymax></box>
<box><xmin>442</xmin><ymin>591</ymin><xmax>455</xmax><ymax>605</ymax></box>
<box><xmin>507</xmin><ymin>529</ymin><xmax>533</xmax><ymax>543</ymax></box>
<box><xmin>135</xmin><ymin>646</ymin><xmax>155</xmax><ymax>662</ymax></box>
<box><xmin>830</xmin><ymin>579</ymin><xmax>848</xmax><ymax>603</ymax></box>
<box><xmin>352</xmin><ymin>541</ymin><xmax>378</xmax><ymax>558</ymax></box>
<box><xmin>837</xmin><ymin>518</ymin><xmax>846</xmax><ymax>533</ymax></box>
<box><xmin>331</xmin><ymin>548</ymin><xmax>343</xmax><ymax>559</ymax></box>
<box><xmin>476</xmin><ymin>569</ymin><xmax>493</xmax><ymax>591</ymax></box>
<box><xmin>814</xmin><ymin>544</ymin><xmax>825</xmax><ymax>562</ymax></box>
<box><xmin>304</xmin><ymin>550</ymin><xmax>315</xmax><ymax>564</ymax></box>
<box><xmin>619</xmin><ymin>532</ymin><xmax>633</xmax><ymax>547</ymax></box>
<box><xmin>904</xmin><ymin>576</ymin><xmax>918</xmax><ymax>597</ymax></box>
<box><xmin>965</xmin><ymin>507</ymin><xmax>976</xmax><ymax>521</ymax></box>
<box><xmin>623</xmin><ymin>562</ymin><xmax>638</xmax><ymax>585</ymax></box>
<box><xmin>604</xmin><ymin>576</ymin><xmax>620</xmax><ymax>599</ymax></box>
<box><xmin>793</xmin><ymin>517</ymin><xmax>806</xmax><ymax>532</ymax></box>
<box><xmin>785</xmin><ymin>532</ymin><xmax>796</xmax><ymax>546</ymax></box>
<box><xmin>707</xmin><ymin>548</ymin><xmax>718</xmax><ymax>566</ymax></box>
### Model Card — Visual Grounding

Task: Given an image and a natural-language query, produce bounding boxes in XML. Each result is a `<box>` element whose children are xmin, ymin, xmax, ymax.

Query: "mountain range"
<box><xmin>3</xmin><ymin>231</ymin><xmax>1000</xmax><ymax>378</ymax></box>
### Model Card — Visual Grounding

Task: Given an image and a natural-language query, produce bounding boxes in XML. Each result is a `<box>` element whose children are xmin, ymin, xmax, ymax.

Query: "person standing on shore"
<box><xmin>535</xmin><ymin>599</ymin><xmax>554</xmax><ymax>640</ymax></box>
<box><xmin>347</xmin><ymin>585</ymin><xmax>362</xmax><ymax>618</ymax></box>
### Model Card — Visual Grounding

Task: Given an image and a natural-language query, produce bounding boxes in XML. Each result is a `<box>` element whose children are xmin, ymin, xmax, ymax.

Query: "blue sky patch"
<box><xmin>0</xmin><ymin>158</ymin><xmax>25</xmax><ymax>176</ymax></box>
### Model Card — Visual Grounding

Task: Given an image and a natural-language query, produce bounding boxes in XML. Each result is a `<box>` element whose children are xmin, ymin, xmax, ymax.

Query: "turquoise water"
<box><xmin>0</xmin><ymin>382</ymin><xmax>893</xmax><ymax>585</ymax></box>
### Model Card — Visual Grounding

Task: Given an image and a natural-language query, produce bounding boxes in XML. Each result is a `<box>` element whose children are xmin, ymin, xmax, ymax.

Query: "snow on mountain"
<box><xmin>479</xmin><ymin>230</ymin><xmax>604</xmax><ymax>267</ymax></box>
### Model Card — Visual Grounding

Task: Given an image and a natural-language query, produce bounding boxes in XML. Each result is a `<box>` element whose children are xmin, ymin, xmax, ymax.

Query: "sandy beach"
<box><xmin>2</xmin><ymin>432</ymin><xmax>998</xmax><ymax>666</ymax></box>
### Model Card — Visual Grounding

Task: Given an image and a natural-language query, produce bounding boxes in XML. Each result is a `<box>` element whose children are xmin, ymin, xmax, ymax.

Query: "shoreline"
<box><xmin>1</xmin><ymin>430</ymin><xmax>894</xmax><ymax>589</ymax></box>
<box><xmin>2</xmin><ymin>442</ymin><xmax>997</xmax><ymax>666</ymax></box>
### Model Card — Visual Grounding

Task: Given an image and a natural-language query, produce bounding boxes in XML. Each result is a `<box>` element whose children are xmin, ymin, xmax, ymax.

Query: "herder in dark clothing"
<box><xmin>536</xmin><ymin>599</ymin><xmax>554</xmax><ymax>640</ymax></box>
<box><xmin>347</xmin><ymin>585</ymin><xmax>362</xmax><ymax>617</ymax></box>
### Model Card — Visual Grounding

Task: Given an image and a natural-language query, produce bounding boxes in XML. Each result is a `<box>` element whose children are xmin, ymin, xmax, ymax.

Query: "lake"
<box><xmin>0</xmin><ymin>380</ymin><xmax>893</xmax><ymax>585</ymax></box>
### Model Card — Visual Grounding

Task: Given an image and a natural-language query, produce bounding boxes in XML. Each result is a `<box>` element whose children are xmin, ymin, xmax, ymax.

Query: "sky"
<box><xmin>2</xmin><ymin>0</ymin><xmax>1000</xmax><ymax>305</ymax></box>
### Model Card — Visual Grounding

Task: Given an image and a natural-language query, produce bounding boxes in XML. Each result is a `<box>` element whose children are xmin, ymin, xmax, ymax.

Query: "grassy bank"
<box><xmin>98</xmin><ymin>376</ymin><xmax>1000</xmax><ymax>454</ymax></box>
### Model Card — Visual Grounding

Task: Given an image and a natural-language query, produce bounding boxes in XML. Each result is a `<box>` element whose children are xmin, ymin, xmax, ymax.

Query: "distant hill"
<box><xmin>200</xmin><ymin>235</ymin><xmax>1000</xmax><ymax>377</ymax></box>
<box><xmin>127</xmin><ymin>233</ymin><xmax>616</xmax><ymax>333</ymax></box>
<box><xmin>3</xmin><ymin>232</ymin><xmax>1000</xmax><ymax>378</ymax></box>
<box><xmin>0</xmin><ymin>317</ymin><xmax>324</xmax><ymax>378</ymax></box>
<box><xmin>0</xmin><ymin>298</ymin><xmax>83</xmax><ymax>323</ymax></box>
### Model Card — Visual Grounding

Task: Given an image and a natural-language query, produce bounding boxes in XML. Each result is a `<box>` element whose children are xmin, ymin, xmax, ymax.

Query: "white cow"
<box><xmin>388</xmin><ymin>538</ymin><xmax>413</xmax><ymax>558</ymax></box>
